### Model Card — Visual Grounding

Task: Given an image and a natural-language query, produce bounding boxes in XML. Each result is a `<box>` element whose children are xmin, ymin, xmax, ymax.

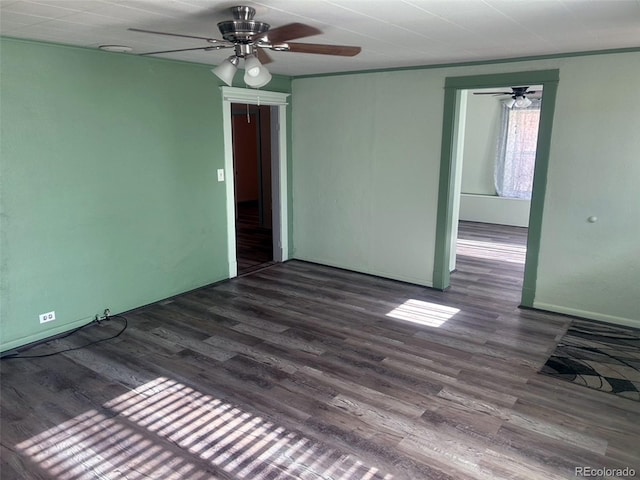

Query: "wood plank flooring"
<box><xmin>2</xmin><ymin>222</ymin><xmax>639</xmax><ymax>479</ymax></box>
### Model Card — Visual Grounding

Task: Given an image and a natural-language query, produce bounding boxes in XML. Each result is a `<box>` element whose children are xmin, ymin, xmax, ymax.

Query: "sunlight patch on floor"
<box><xmin>386</xmin><ymin>299</ymin><xmax>460</xmax><ymax>327</ymax></box>
<box><xmin>15</xmin><ymin>377</ymin><xmax>393</xmax><ymax>480</ymax></box>
<box><xmin>456</xmin><ymin>238</ymin><xmax>526</xmax><ymax>264</ymax></box>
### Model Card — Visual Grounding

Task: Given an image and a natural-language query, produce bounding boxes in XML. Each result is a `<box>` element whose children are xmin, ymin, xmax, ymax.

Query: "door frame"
<box><xmin>221</xmin><ymin>87</ymin><xmax>290</xmax><ymax>278</ymax></box>
<box><xmin>432</xmin><ymin>69</ymin><xmax>559</xmax><ymax>307</ymax></box>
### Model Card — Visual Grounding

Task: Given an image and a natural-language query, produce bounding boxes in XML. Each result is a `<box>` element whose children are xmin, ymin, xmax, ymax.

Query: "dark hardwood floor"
<box><xmin>1</xmin><ymin>222</ymin><xmax>639</xmax><ymax>479</ymax></box>
<box><xmin>236</xmin><ymin>201</ymin><xmax>273</xmax><ymax>276</ymax></box>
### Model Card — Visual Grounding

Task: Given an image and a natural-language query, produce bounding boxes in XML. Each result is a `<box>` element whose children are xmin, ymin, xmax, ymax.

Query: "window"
<box><xmin>495</xmin><ymin>100</ymin><xmax>541</xmax><ymax>199</ymax></box>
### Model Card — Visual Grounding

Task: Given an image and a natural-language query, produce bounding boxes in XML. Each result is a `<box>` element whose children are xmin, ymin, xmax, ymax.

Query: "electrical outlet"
<box><xmin>39</xmin><ymin>311</ymin><xmax>56</xmax><ymax>324</ymax></box>
<box><xmin>95</xmin><ymin>308</ymin><xmax>111</xmax><ymax>322</ymax></box>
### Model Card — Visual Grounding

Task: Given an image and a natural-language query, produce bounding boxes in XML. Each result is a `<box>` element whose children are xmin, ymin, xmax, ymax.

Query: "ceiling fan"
<box><xmin>129</xmin><ymin>5</ymin><xmax>362</xmax><ymax>88</ymax></box>
<box><xmin>473</xmin><ymin>86</ymin><xmax>541</xmax><ymax>108</ymax></box>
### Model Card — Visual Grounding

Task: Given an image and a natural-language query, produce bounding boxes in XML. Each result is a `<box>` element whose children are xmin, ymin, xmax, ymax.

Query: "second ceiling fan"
<box><xmin>474</xmin><ymin>86</ymin><xmax>541</xmax><ymax>108</ymax></box>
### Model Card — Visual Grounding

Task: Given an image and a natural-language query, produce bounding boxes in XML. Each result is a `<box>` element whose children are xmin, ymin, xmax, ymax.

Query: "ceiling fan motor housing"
<box><xmin>218</xmin><ymin>20</ymin><xmax>269</xmax><ymax>43</ymax></box>
<box><xmin>217</xmin><ymin>6</ymin><xmax>270</xmax><ymax>45</ymax></box>
<box><xmin>512</xmin><ymin>87</ymin><xmax>530</xmax><ymax>97</ymax></box>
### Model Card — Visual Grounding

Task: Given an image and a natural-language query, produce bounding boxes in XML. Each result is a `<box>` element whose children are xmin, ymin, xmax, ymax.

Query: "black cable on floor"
<box><xmin>1</xmin><ymin>314</ymin><xmax>128</xmax><ymax>360</ymax></box>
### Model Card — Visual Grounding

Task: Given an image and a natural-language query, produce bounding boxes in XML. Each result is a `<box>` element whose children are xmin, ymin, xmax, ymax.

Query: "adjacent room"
<box><xmin>451</xmin><ymin>85</ymin><xmax>541</xmax><ymax>294</ymax></box>
<box><xmin>1</xmin><ymin>1</ymin><xmax>639</xmax><ymax>479</ymax></box>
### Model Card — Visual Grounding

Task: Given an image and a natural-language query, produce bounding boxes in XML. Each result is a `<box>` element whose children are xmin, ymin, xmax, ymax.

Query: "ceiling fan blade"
<box><xmin>473</xmin><ymin>91</ymin><xmax>513</xmax><ymax>95</ymax></box>
<box><xmin>253</xmin><ymin>23</ymin><xmax>321</xmax><ymax>43</ymax></box>
<box><xmin>279</xmin><ymin>42</ymin><xmax>361</xmax><ymax>57</ymax></box>
<box><xmin>255</xmin><ymin>47</ymin><xmax>273</xmax><ymax>65</ymax></box>
<box><xmin>139</xmin><ymin>46</ymin><xmax>220</xmax><ymax>56</ymax></box>
<box><xmin>128</xmin><ymin>27</ymin><xmax>224</xmax><ymax>43</ymax></box>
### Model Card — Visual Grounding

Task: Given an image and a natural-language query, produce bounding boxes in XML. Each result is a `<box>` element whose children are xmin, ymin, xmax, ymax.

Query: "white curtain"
<box><xmin>495</xmin><ymin>100</ymin><xmax>541</xmax><ymax>199</ymax></box>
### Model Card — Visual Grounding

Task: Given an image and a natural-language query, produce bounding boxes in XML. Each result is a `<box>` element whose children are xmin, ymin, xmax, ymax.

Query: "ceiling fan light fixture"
<box><xmin>244</xmin><ymin>67</ymin><xmax>272</xmax><ymax>89</ymax></box>
<box><xmin>243</xmin><ymin>55</ymin><xmax>272</xmax><ymax>88</ymax></box>
<box><xmin>211</xmin><ymin>55</ymin><xmax>239</xmax><ymax>86</ymax></box>
<box><xmin>514</xmin><ymin>95</ymin><xmax>532</xmax><ymax>108</ymax></box>
<box><xmin>503</xmin><ymin>98</ymin><xmax>516</xmax><ymax>108</ymax></box>
<box><xmin>244</xmin><ymin>55</ymin><xmax>263</xmax><ymax>77</ymax></box>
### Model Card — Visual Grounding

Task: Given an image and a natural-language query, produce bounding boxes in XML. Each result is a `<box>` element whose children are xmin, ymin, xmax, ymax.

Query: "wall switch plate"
<box><xmin>217</xmin><ymin>169</ymin><xmax>225</xmax><ymax>182</ymax></box>
<box><xmin>39</xmin><ymin>311</ymin><xmax>56</xmax><ymax>323</ymax></box>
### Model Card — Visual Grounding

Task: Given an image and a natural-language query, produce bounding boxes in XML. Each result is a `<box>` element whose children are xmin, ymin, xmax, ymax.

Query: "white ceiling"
<box><xmin>1</xmin><ymin>0</ymin><xmax>639</xmax><ymax>76</ymax></box>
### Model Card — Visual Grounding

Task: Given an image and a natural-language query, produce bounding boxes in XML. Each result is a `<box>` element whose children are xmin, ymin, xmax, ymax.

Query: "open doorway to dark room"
<box><xmin>231</xmin><ymin>103</ymin><xmax>274</xmax><ymax>275</ymax></box>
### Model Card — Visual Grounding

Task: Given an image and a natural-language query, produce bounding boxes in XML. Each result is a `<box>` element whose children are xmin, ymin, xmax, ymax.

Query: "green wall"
<box><xmin>291</xmin><ymin>72</ymin><xmax>444</xmax><ymax>285</ymax></box>
<box><xmin>461</xmin><ymin>91</ymin><xmax>501</xmax><ymax>195</ymax></box>
<box><xmin>291</xmin><ymin>50</ymin><xmax>640</xmax><ymax>326</ymax></box>
<box><xmin>0</xmin><ymin>38</ymin><xmax>291</xmax><ymax>351</ymax></box>
<box><xmin>534</xmin><ymin>53</ymin><xmax>640</xmax><ymax>325</ymax></box>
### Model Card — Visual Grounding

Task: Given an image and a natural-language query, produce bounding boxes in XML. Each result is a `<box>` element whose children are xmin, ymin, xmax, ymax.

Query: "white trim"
<box><xmin>270</xmin><ymin>106</ymin><xmax>287</xmax><ymax>262</ymax></box>
<box><xmin>221</xmin><ymin>87</ymin><xmax>290</xmax><ymax>278</ymax></box>
<box><xmin>277</xmin><ymin>106</ymin><xmax>288</xmax><ymax>261</ymax></box>
<box><xmin>533</xmin><ymin>302</ymin><xmax>640</xmax><ymax>329</ymax></box>
<box><xmin>222</xmin><ymin>101</ymin><xmax>237</xmax><ymax>278</ymax></box>
<box><xmin>221</xmin><ymin>86</ymin><xmax>290</xmax><ymax>106</ymax></box>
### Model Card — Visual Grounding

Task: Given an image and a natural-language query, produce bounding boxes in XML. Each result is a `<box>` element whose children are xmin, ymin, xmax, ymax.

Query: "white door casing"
<box><xmin>220</xmin><ymin>87</ymin><xmax>290</xmax><ymax>278</ymax></box>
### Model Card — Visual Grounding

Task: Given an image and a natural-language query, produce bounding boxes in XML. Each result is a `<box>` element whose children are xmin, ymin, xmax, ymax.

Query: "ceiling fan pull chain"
<box><xmin>246</xmin><ymin>103</ymin><xmax>251</xmax><ymax>123</ymax></box>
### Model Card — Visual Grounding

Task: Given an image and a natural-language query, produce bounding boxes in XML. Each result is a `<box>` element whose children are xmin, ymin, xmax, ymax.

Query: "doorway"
<box><xmin>451</xmin><ymin>85</ymin><xmax>543</xmax><ymax>294</ymax></box>
<box><xmin>232</xmin><ymin>104</ymin><xmax>274</xmax><ymax>275</ymax></box>
<box><xmin>221</xmin><ymin>87</ymin><xmax>290</xmax><ymax>279</ymax></box>
<box><xmin>433</xmin><ymin>70</ymin><xmax>559</xmax><ymax>307</ymax></box>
